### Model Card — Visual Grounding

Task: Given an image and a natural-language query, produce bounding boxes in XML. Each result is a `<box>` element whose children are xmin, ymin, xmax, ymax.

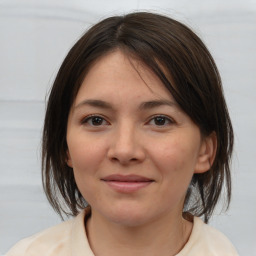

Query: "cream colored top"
<box><xmin>6</xmin><ymin>208</ymin><xmax>239</xmax><ymax>256</ymax></box>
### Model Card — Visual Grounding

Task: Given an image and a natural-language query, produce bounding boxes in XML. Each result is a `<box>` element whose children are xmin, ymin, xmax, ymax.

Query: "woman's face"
<box><xmin>66</xmin><ymin>50</ymin><xmax>213</xmax><ymax>227</ymax></box>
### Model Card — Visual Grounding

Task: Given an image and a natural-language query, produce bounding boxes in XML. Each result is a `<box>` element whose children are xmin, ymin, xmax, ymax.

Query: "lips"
<box><xmin>101</xmin><ymin>174</ymin><xmax>154</xmax><ymax>193</ymax></box>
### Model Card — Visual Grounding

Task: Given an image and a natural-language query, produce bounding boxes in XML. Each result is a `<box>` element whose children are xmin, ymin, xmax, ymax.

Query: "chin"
<box><xmin>104</xmin><ymin>204</ymin><xmax>157</xmax><ymax>227</ymax></box>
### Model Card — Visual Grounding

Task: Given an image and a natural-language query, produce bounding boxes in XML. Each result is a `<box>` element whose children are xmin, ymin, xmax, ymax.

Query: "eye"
<box><xmin>147</xmin><ymin>115</ymin><xmax>174</xmax><ymax>126</ymax></box>
<box><xmin>82</xmin><ymin>115</ymin><xmax>109</xmax><ymax>126</ymax></box>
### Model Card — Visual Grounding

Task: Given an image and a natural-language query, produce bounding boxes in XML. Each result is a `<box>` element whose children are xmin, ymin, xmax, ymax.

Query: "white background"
<box><xmin>0</xmin><ymin>0</ymin><xmax>256</xmax><ymax>255</ymax></box>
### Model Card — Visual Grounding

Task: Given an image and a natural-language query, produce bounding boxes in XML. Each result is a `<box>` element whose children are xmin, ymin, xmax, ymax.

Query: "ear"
<box><xmin>194</xmin><ymin>132</ymin><xmax>217</xmax><ymax>173</ymax></box>
<box><xmin>66</xmin><ymin>150</ymin><xmax>73</xmax><ymax>168</ymax></box>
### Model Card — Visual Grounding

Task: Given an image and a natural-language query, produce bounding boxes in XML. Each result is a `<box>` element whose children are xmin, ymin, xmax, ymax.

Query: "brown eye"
<box><xmin>154</xmin><ymin>116</ymin><xmax>167</xmax><ymax>126</ymax></box>
<box><xmin>91</xmin><ymin>116</ymin><xmax>104</xmax><ymax>126</ymax></box>
<box><xmin>148</xmin><ymin>115</ymin><xmax>174</xmax><ymax>126</ymax></box>
<box><xmin>82</xmin><ymin>115</ymin><xmax>109</xmax><ymax>126</ymax></box>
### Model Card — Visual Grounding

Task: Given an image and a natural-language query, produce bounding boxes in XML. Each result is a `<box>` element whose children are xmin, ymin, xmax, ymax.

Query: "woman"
<box><xmin>7</xmin><ymin>12</ymin><xmax>238</xmax><ymax>255</ymax></box>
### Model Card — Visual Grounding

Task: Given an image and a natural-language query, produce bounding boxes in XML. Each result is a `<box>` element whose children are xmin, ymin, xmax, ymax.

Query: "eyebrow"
<box><xmin>74</xmin><ymin>99</ymin><xmax>177</xmax><ymax>110</ymax></box>
<box><xmin>139</xmin><ymin>100</ymin><xmax>177</xmax><ymax>110</ymax></box>
<box><xmin>74</xmin><ymin>99</ymin><xmax>113</xmax><ymax>110</ymax></box>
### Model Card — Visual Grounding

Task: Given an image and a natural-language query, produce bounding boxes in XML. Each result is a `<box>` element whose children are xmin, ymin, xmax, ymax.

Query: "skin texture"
<box><xmin>66</xmin><ymin>50</ymin><xmax>216</xmax><ymax>256</ymax></box>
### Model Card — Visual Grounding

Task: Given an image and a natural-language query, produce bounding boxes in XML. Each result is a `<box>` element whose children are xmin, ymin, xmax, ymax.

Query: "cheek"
<box><xmin>67</xmin><ymin>134</ymin><xmax>106</xmax><ymax>175</ymax></box>
<box><xmin>146</xmin><ymin>139</ymin><xmax>196</xmax><ymax>212</ymax></box>
<box><xmin>149</xmin><ymin>136</ymin><xmax>199</xmax><ymax>178</ymax></box>
<box><xmin>151</xmin><ymin>141</ymin><xmax>183</xmax><ymax>169</ymax></box>
<box><xmin>67</xmin><ymin>137</ymin><xmax>107</xmax><ymax>202</ymax></box>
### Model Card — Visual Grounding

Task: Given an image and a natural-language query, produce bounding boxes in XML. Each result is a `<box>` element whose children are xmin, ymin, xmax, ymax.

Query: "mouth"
<box><xmin>101</xmin><ymin>174</ymin><xmax>154</xmax><ymax>193</ymax></box>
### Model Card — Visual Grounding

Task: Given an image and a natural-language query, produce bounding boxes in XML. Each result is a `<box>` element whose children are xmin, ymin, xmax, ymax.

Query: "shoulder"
<box><xmin>6</xmin><ymin>219</ymin><xmax>73</xmax><ymax>256</ymax></box>
<box><xmin>5</xmin><ymin>210</ymin><xmax>85</xmax><ymax>256</ymax></box>
<box><xmin>178</xmin><ymin>217</ymin><xmax>239</xmax><ymax>256</ymax></box>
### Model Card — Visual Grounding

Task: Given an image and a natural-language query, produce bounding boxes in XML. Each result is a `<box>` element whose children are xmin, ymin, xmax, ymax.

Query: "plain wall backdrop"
<box><xmin>0</xmin><ymin>0</ymin><xmax>256</xmax><ymax>255</ymax></box>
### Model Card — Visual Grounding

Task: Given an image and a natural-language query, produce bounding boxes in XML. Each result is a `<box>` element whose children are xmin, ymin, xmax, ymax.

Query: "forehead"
<box><xmin>73</xmin><ymin>50</ymin><xmax>175</xmax><ymax>105</ymax></box>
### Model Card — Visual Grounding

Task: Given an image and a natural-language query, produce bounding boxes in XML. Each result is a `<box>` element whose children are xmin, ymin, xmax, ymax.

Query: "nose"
<box><xmin>107</xmin><ymin>124</ymin><xmax>146</xmax><ymax>165</ymax></box>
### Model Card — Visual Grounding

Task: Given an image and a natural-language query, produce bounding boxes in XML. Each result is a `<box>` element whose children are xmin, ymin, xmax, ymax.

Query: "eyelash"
<box><xmin>81</xmin><ymin>115</ymin><xmax>109</xmax><ymax>126</ymax></box>
<box><xmin>81</xmin><ymin>114</ymin><xmax>175</xmax><ymax>127</ymax></box>
<box><xmin>147</xmin><ymin>115</ymin><xmax>175</xmax><ymax>127</ymax></box>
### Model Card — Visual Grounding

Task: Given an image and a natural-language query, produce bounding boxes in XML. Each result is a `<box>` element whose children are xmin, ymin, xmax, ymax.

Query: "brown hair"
<box><xmin>42</xmin><ymin>12</ymin><xmax>233</xmax><ymax>223</ymax></box>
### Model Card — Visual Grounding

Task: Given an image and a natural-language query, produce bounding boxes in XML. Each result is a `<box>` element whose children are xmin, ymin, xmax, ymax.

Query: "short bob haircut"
<box><xmin>42</xmin><ymin>12</ymin><xmax>233</xmax><ymax>223</ymax></box>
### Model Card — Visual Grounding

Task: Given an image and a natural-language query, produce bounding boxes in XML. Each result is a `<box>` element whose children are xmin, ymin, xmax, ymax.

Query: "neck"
<box><xmin>85</xmin><ymin>209</ymin><xmax>193</xmax><ymax>256</ymax></box>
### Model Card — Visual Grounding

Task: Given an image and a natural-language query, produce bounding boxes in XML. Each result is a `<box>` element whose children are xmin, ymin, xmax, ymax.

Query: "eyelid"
<box><xmin>81</xmin><ymin>114</ymin><xmax>110</xmax><ymax>126</ymax></box>
<box><xmin>146</xmin><ymin>114</ymin><xmax>176</xmax><ymax>126</ymax></box>
<box><xmin>79</xmin><ymin>114</ymin><xmax>175</xmax><ymax>127</ymax></box>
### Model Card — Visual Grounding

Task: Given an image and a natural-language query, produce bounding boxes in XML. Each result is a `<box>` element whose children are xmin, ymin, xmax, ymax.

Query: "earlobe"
<box><xmin>194</xmin><ymin>132</ymin><xmax>217</xmax><ymax>173</ymax></box>
<box><xmin>66</xmin><ymin>150</ymin><xmax>73</xmax><ymax>168</ymax></box>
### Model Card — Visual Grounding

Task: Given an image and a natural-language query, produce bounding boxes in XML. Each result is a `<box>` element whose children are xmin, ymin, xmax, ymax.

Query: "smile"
<box><xmin>101</xmin><ymin>174</ymin><xmax>154</xmax><ymax>193</ymax></box>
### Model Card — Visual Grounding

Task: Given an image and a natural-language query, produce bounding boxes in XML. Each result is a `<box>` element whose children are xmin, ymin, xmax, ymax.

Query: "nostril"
<box><xmin>107</xmin><ymin>139</ymin><xmax>146</xmax><ymax>164</ymax></box>
<box><xmin>111</xmin><ymin>157</ymin><xmax>119</xmax><ymax>162</ymax></box>
<box><xmin>110</xmin><ymin>156</ymin><xmax>138</xmax><ymax>163</ymax></box>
